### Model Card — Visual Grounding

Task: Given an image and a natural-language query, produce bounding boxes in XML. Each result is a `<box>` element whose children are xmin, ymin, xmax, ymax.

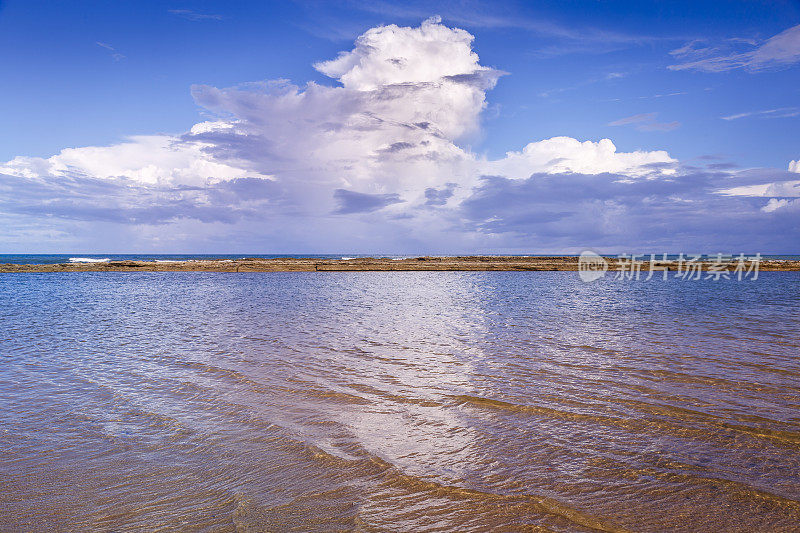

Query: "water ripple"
<box><xmin>1</xmin><ymin>271</ymin><xmax>799</xmax><ymax>531</ymax></box>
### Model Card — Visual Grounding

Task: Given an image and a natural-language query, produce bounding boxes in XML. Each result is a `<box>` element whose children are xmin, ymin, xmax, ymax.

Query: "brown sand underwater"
<box><xmin>1</xmin><ymin>271</ymin><xmax>798</xmax><ymax>531</ymax></box>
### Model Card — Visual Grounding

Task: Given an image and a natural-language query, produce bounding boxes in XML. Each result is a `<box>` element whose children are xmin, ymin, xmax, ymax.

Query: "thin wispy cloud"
<box><xmin>669</xmin><ymin>24</ymin><xmax>800</xmax><ymax>72</ymax></box>
<box><xmin>639</xmin><ymin>91</ymin><xmax>687</xmax><ymax>99</ymax></box>
<box><xmin>721</xmin><ymin>107</ymin><xmax>800</xmax><ymax>121</ymax></box>
<box><xmin>168</xmin><ymin>9</ymin><xmax>223</xmax><ymax>21</ymax></box>
<box><xmin>95</xmin><ymin>41</ymin><xmax>125</xmax><ymax>61</ymax></box>
<box><xmin>599</xmin><ymin>91</ymin><xmax>688</xmax><ymax>104</ymax></box>
<box><xmin>300</xmin><ymin>0</ymin><xmax>660</xmax><ymax>54</ymax></box>
<box><xmin>608</xmin><ymin>112</ymin><xmax>680</xmax><ymax>131</ymax></box>
<box><xmin>539</xmin><ymin>71</ymin><xmax>627</xmax><ymax>98</ymax></box>
<box><xmin>347</xmin><ymin>0</ymin><xmax>639</xmax><ymax>40</ymax></box>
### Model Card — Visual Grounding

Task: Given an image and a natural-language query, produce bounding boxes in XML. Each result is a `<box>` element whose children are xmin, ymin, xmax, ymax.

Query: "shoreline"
<box><xmin>2</xmin><ymin>256</ymin><xmax>799</xmax><ymax>272</ymax></box>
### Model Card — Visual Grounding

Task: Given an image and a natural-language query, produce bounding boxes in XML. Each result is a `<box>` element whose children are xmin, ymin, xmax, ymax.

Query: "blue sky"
<box><xmin>1</xmin><ymin>0</ymin><xmax>799</xmax><ymax>253</ymax></box>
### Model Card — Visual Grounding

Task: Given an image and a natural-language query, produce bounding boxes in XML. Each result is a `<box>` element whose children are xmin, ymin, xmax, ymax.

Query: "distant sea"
<box><xmin>0</xmin><ymin>253</ymin><xmax>394</xmax><ymax>264</ymax></box>
<box><xmin>2</xmin><ymin>253</ymin><xmax>799</xmax><ymax>264</ymax></box>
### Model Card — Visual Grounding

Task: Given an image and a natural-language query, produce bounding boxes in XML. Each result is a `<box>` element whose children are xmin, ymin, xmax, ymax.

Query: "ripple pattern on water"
<box><xmin>1</xmin><ymin>271</ymin><xmax>798</xmax><ymax>531</ymax></box>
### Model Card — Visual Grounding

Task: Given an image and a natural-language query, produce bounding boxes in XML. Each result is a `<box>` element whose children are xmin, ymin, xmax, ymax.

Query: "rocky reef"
<box><xmin>1</xmin><ymin>256</ymin><xmax>798</xmax><ymax>273</ymax></box>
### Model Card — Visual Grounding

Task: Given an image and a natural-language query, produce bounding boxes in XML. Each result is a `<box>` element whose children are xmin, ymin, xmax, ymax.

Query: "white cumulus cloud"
<box><xmin>0</xmin><ymin>18</ymin><xmax>796</xmax><ymax>252</ymax></box>
<box><xmin>762</xmin><ymin>198</ymin><xmax>800</xmax><ymax>213</ymax></box>
<box><xmin>485</xmin><ymin>137</ymin><xmax>674</xmax><ymax>180</ymax></box>
<box><xmin>0</xmin><ymin>134</ymin><xmax>271</xmax><ymax>187</ymax></box>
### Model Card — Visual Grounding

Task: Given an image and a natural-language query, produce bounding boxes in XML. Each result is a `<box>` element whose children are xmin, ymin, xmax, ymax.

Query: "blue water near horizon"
<box><xmin>0</xmin><ymin>253</ymin><xmax>387</xmax><ymax>264</ymax></box>
<box><xmin>2</xmin><ymin>253</ymin><xmax>799</xmax><ymax>265</ymax></box>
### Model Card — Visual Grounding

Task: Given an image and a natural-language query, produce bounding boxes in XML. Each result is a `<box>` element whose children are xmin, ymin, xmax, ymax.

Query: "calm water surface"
<box><xmin>0</xmin><ymin>272</ymin><xmax>798</xmax><ymax>532</ymax></box>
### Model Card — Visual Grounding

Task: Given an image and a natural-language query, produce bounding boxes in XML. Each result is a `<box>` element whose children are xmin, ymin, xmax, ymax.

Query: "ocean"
<box><xmin>0</xmin><ymin>254</ymin><xmax>370</xmax><ymax>265</ymax></box>
<box><xmin>1</xmin><ymin>271</ymin><xmax>798</xmax><ymax>531</ymax></box>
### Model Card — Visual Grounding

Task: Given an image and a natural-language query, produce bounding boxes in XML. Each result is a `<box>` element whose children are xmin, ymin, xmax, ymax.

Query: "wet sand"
<box><xmin>2</xmin><ymin>255</ymin><xmax>799</xmax><ymax>272</ymax></box>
